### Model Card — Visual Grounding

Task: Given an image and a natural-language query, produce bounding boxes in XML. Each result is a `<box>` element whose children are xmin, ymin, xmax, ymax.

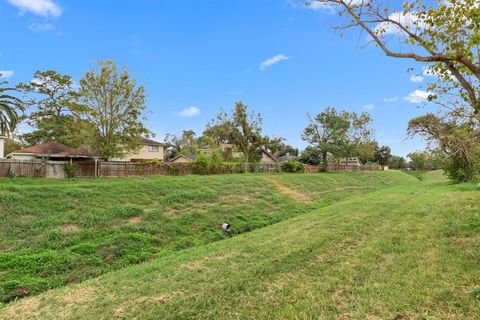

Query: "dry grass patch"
<box><xmin>60</xmin><ymin>224</ymin><xmax>80</xmax><ymax>234</ymax></box>
<box><xmin>268</xmin><ymin>178</ymin><xmax>311</xmax><ymax>203</ymax></box>
<box><xmin>128</xmin><ymin>216</ymin><xmax>142</xmax><ymax>225</ymax></box>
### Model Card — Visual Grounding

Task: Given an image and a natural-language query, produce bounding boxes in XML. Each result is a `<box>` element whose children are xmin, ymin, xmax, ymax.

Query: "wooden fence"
<box><xmin>0</xmin><ymin>160</ymin><xmax>384</xmax><ymax>179</ymax></box>
<box><xmin>306</xmin><ymin>164</ymin><xmax>383</xmax><ymax>173</ymax></box>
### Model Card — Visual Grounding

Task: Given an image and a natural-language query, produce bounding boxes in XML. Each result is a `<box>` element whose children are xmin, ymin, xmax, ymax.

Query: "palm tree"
<box><xmin>0</xmin><ymin>79</ymin><xmax>23</xmax><ymax>136</ymax></box>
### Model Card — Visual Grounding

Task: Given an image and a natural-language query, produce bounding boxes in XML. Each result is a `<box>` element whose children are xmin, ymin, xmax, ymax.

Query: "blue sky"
<box><xmin>0</xmin><ymin>0</ymin><xmax>438</xmax><ymax>157</ymax></box>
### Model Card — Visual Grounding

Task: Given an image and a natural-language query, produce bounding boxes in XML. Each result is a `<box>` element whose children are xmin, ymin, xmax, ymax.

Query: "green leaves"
<box><xmin>75</xmin><ymin>61</ymin><xmax>150</xmax><ymax>159</ymax></box>
<box><xmin>0</xmin><ymin>80</ymin><xmax>23</xmax><ymax>136</ymax></box>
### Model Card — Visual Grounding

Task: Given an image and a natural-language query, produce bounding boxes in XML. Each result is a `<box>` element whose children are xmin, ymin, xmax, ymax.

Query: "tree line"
<box><xmin>2</xmin><ymin>67</ymin><xmax>402</xmax><ymax>169</ymax></box>
<box><xmin>0</xmin><ymin>64</ymin><xmax>440</xmax><ymax>173</ymax></box>
<box><xmin>1</xmin><ymin>0</ymin><xmax>478</xmax><ymax>180</ymax></box>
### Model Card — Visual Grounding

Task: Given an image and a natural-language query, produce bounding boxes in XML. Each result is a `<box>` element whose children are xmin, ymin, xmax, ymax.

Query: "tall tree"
<box><xmin>299</xmin><ymin>146</ymin><xmax>323</xmax><ymax>165</ymax></box>
<box><xmin>303</xmin><ymin>107</ymin><xmax>374</xmax><ymax>168</ymax></box>
<box><xmin>302</xmin><ymin>107</ymin><xmax>351</xmax><ymax>169</ymax></box>
<box><xmin>164</xmin><ymin>130</ymin><xmax>200</xmax><ymax>159</ymax></box>
<box><xmin>309</xmin><ymin>0</ymin><xmax>480</xmax><ymax>115</ymax></box>
<box><xmin>205</xmin><ymin>102</ymin><xmax>264</xmax><ymax>163</ymax></box>
<box><xmin>73</xmin><ymin>61</ymin><xmax>150</xmax><ymax>159</ymax></box>
<box><xmin>17</xmin><ymin>70</ymin><xmax>95</xmax><ymax>147</ymax></box>
<box><xmin>375</xmin><ymin>145</ymin><xmax>392</xmax><ymax>166</ymax></box>
<box><xmin>0</xmin><ymin>78</ymin><xmax>23</xmax><ymax>136</ymax></box>
<box><xmin>357</xmin><ymin>141</ymin><xmax>378</xmax><ymax>164</ymax></box>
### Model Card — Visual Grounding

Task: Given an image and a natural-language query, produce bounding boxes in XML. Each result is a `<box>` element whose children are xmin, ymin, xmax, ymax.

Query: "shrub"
<box><xmin>5</xmin><ymin>167</ymin><xmax>15</xmax><ymax>178</ymax></box>
<box><xmin>443</xmin><ymin>154</ymin><xmax>480</xmax><ymax>182</ymax></box>
<box><xmin>281</xmin><ymin>160</ymin><xmax>305</xmax><ymax>173</ymax></box>
<box><xmin>64</xmin><ymin>163</ymin><xmax>79</xmax><ymax>179</ymax></box>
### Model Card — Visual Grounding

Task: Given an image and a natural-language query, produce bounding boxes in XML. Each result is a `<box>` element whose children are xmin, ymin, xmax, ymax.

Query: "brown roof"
<box><xmin>140</xmin><ymin>137</ymin><xmax>166</xmax><ymax>146</ymax></box>
<box><xmin>13</xmin><ymin>141</ymin><xmax>78</xmax><ymax>156</ymax></box>
<box><xmin>261</xmin><ymin>150</ymin><xmax>278</xmax><ymax>163</ymax></box>
<box><xmin>11</xmin><ymin>141</ymin><xmax>101</xmax><ymax>158</ymax></box>
<box><xmin>169</xmin><ymin>154</ymin><xmax>196</xmax><ymax>162</ymax></box>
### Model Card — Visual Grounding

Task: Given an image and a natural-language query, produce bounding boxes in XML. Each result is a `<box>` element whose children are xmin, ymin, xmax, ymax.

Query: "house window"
<box><xmin>148</xmin><ymin>145</ymin><xmax>159</xmax><ymax>152</ymax></box>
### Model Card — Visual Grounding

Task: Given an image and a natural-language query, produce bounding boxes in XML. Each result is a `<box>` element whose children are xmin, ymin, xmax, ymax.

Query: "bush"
<box><xmin>443</xmin><ymin>156</ymin><xmax>479</xmax><ymax>182</ymax></box>
<box><xmin>281</xmin><ymin>160</ymin><xmax>305</xmax><ymax>173</ymax></box>
<box><xmin>191</xmin><ymin>150</ymin><xmax>245</xmax><ymax>175</ymax></box>
<box><xmin>64</xmin><ymin>163</ymin><xmax>79</xmax><ymax>179</ymax></box>
<box><xmin>5</xmin><ymin>167</ymin><xmax>15</xmax><ymax>178</ymax></box>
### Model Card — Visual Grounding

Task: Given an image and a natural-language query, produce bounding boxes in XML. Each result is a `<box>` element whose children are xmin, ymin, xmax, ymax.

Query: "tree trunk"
<box><xmin>322</xmin><ymin>151</ymin><xmax>328</xmax><ymax>171</ymax></box>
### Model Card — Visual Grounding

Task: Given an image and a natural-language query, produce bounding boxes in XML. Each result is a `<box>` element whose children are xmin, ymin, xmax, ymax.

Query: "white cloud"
<box><xmin>403</xmin><ymin>90</ymin><xmax>431</xmax><ymax>103</ymax></box>
<box><xmin>0</xmin><ymin>70</ymin><xmax>15</xmax><ymax>78</ymax></box>
<box><xmin>259</xmin><ymin>54</ymin><xmax>290</xmax><ymax>71</ymax></box>
<box><xmin>410</xmin><ymin>74</ymin><xmax>424</xmax><ymax>83</ymax></box>
<box><xmin>176</xmin><ymin>106</ymin><xmax>200</xmax><ymax>118</ymax></box>
<box><xmin>296</xmin><ymin>0</ymin><xmax>363</xmax><ymax>13</ymax></box>
<box><xmin>362</xmin><ymin>104</ymin><xmax>374</xmax><ymax>111</ymax></box>
<box><xmin>374</xmin><ymin>12</ymin><xmax>425</xmax><ymax>37</ymax></box>
<box><xmin>7</xmin><ymin>0</ymin><xmax>62</xmax><ymax>17</ymax></box>
<box><xmin>28</xmin><ymin>22</ymin><xmax>55</xmax><ymax>31</ymax></box>
<box><xmin>384</xmin><ymin>96</ymin><xmax>399</xmax><ymax>103</ymax></box>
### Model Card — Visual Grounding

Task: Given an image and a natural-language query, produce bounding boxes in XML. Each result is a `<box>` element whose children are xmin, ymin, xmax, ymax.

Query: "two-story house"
<box><xmin>117</xmin><ymin>138</ymin><xmax>166</xmax><ymax>162</ymax></box>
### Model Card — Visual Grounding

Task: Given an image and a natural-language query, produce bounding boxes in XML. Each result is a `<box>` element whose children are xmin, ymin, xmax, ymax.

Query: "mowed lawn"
<box><xmin>1</xmin><ymin>171</ymin><xmax>479</xmax><ymax>319</ymax></box>
<box><xmin>0</xmin><ymin>171</ymin><xmax>410</xmax><ymax>303</ymax></box>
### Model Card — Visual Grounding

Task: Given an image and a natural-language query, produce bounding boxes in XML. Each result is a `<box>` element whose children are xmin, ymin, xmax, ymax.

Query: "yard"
<box><xmin>0</xmin><ymin>171</ymin><xmax>479</xmax><ymax>319</ymax></box>
<box><xmin>0</xmin><ymin>171</ymin><xmax>409</xmax><ymax>304</ymax></box>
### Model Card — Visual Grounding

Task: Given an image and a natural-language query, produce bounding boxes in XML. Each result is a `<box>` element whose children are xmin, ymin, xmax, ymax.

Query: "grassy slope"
<box><xmin>2</xmin><ymin>171</ymin><xmax>479</xmax><ymax>319</ymax></box>
<box><xmin>0</xmin><ymin>171</ymin><xmax>409</xmax><ymax>303</ymax></box>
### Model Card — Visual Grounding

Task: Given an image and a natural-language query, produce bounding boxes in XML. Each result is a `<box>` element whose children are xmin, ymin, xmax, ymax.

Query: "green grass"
<box><xmin>0</xmin><ymin>171</ymin><xmax>412</xmax><ymax>303</ymax></box>
<box><xmin>1</xmin><ymin>171</ymin><xmax>478</xmax><ymax>319</ymax></box>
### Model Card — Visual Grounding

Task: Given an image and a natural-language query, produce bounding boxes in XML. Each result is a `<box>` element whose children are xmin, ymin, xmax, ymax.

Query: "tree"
<box><xmin>302</xmin><ymin>107</ymin><xmax>373</xmax><ymax>169</ymax></box>
<box><xmin>375</xmin><ymin>145</ymin><xmax>392</xmax><ymax>166</ymax></box>
<box><xmin>203</xmin><ymin>110</ymin><xmax>235</xmax><ymax>145</ymax></box>
<box><xmin>408</xmin><ymin>151</ymin><xmax>428</xmax><ymax>170</ymax></box>
<box><xmin>205</xmin><ymin>102</ymin><xmax>264</xmax><ymax>163</ymax></box>
<box><xmin>263</xmin><ymin>137</ymin><xmax>299</xmax><ymax>157</ymax></box>
<box><xmin>302</xmin><ymin>107</ymin><xmax>350</xmax><ymax>169</ymax></box>
<box><xmin>309</xmin><ymin>0</ymin><xmax>480</xmax><ymax>115</ymax></box>
<box><xmin>408</xmin><ymin>113</ymin><xmax>479</xmax><ymax>181</ymax></box>
<box><xmin>357</xmin><ymin>141</ymin><xmax>378</xmax><ymax>164</ymax></box>
<box><xmin>73</xmin><ymin>61</ymin><xmax>150</xmax><ymax>159</ymax></box>
<box><xmin>0</xmin><ymin>78</ymin><xmax>23</xmax><ymax>136</ymax></box>
<box><xmin>164</xmin><ymin>130</ymin><xmax>200</xmax><ymax>159</ymax></box>
<box><xmin>270</xmin><ymin>142</ymin><xmax>299</xmax><ymax>158</ymax></box>
<box><xmin>299</xmin><ymin>146</ymin><xmax>323</xmax><ymax>165</ymax></box>
<box><xmin>305</xmin><ymin>0</ymin><xmax>479</xmax><ymax>181</ymax></box>
<box><xmin>388</xmin><ymin>155</ymin><xmax>407</xmax><ymax>170</ymax></box>
<box><xmin>4</xmin><ymin>137</ymin><xmax>24</xmax><ymax>155</ymax></box>
<box><xmin>18</xmin><ymin>70</ymin><xmax>96</xmax><ymax>147</ymax></box>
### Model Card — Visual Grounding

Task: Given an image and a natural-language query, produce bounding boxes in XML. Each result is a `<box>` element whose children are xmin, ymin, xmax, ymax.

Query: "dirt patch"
<box><xmin>128</xmin><ymin>216</ymin><xmax>142</xmax><ymax>225</ymax></box>
<box><xmin>60</xmin><ymin>224</ymin><xmax>80</xmax><ymax>234</ymax></box>
<box><xmin>19</xmin><ymin>214</ymin><xmax>36</xmax><ymax>222</ymax></box>
<box><xmin>269</xmin><ymin>179</ymin><xmax>311</xmax><ymax>203</ymax></box>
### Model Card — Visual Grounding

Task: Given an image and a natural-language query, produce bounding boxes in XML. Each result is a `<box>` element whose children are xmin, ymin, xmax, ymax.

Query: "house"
<box><xmin>114</xmin><ymin>138</ymin><xmax>166</xmax><ymax>162</ymax></box>
<box><xmin>7</xmin><ymin>141</ymin><xmax>99</xmax><ymax>161</ymax></box>
<box><xmin>277</xmin><ymin>154</ymin><xmax>298</xmax><ymax>163</ymax></box>
<box><xmin>260</xmin><ymin>150</ymin><xmax>278</xmax><ymax>164</ymax></box>
<box><xmin>169</xmin><ymin>154</ymin><xmax>197</xmax><ymax>163</ymax></box>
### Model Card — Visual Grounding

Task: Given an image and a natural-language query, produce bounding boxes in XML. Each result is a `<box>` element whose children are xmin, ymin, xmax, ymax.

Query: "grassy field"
<box><xmin>1</xmin><ymin>171</ymin><xmax>479</xmax><ymax>319</ymax></box>
<box><xmin>0</xmin><ymin>171</ymin><xmax>410</xmax><ymax>303</ymax></box>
